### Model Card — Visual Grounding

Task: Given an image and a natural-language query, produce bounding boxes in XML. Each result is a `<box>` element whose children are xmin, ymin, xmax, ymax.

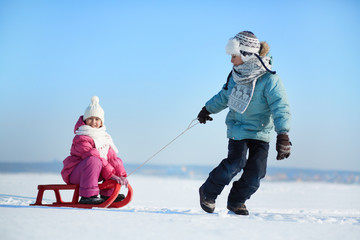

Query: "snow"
<box><xmin>1</xmin><ymin>173</ymin><xmax>360</xmax><ymax>240</ymax></box>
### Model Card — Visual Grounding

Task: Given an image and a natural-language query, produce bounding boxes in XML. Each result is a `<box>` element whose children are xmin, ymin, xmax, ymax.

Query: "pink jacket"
<box><xmin>61</xmin><ymin>116</ymin><xmax>127</xmax><ymax>184</ymax></box>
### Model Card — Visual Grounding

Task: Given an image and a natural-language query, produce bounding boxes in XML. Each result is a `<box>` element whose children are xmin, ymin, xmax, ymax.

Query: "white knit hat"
<box><xmin>226</xmin><ymin>31</ymin><xmax>261</xmax><ymax>56</ymax></box>
<box><xmin>83</xmin><ymin>96</ymin><xmax>105</xmax><ymax>124</ymax></box>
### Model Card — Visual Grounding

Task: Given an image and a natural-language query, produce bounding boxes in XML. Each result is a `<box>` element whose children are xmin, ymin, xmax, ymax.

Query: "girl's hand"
<box><xmin>110</xmin><ymin>175</ymin><xmax>128</xmax><ymax>187</ymax></box>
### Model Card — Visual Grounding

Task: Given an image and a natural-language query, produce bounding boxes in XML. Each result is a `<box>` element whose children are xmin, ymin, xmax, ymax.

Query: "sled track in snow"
<box><xmin>1</xmin><ymin>194</ymin><xmax>359</xmax><ymax>225</ymax></box>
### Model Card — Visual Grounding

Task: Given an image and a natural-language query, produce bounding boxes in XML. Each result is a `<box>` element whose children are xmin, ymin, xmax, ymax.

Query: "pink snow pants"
<box><xmin>69</xmin><ymin>156</ymin><xmax>114</xmax><ymax>197</ymax></box>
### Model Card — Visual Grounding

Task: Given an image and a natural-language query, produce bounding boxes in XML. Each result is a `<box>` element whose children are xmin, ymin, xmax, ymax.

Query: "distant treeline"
<box><xmin>0</xmin><ymin>162</ymin><xmax>359</xmax><ymax>184</ymax></box>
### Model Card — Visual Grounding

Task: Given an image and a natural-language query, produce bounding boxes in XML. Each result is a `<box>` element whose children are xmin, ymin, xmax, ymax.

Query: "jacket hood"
<box><xmin>260</xmin><ymin>41</ymin><xmax>274</xmax><ymax>64</ymax></box>
<box><xmin>74</xmin><ymin>115</ymin><xmax>86</xmax><ymax>134</ymax></box>
<box><xmin>258</xmin><ymin>41</ymin><xmax>275</xmax><ymax>73</ymax></box>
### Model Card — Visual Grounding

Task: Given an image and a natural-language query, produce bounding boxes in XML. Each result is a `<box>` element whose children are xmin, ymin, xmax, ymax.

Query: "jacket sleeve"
<box><xmin>113</xmin><ymin>158</ymin><xmax>127</xmax><ymax>177</ymax></box>
<box><xmin>205</xmin><ymin>83</ymin><xmax>230</xmax><ymax>114</ymax></box>
<box><xmin>264</xmin><ymin>74</ymin><xmax>291</xmax><ymax>134</ymax></box>
<box><xmin>100</xmin><ymin>164</ymin><xmax>115</xmax><ymax>180</ymax></box>
<box><xmin>107</xmin><ymin>148</ymin><xmax>127</xmax><ymax>177</ymax></box>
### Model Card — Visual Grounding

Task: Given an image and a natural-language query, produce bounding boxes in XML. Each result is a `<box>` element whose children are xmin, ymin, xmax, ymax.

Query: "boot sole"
<box><xmin>227</xmin><ymin>205</ymin><xmax>249</xmax><ymax>215</ymax></box>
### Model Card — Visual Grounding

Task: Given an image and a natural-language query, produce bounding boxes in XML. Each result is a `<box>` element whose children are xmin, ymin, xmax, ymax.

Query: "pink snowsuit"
<box><xmin>61</xmin><ymin>116</ymin><xmax>127</xmax><ymax>197</ymax></box>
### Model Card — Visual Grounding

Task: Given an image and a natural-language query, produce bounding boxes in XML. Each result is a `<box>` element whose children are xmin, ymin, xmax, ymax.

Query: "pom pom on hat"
<box><xmin>91</xmin><ymin>96</ymin><xmax>99</xmax><ymax>104</ymax></box>
<box><xmin>83</xmin><ymin>96</ymin><xmax>105</xmax><ymax>124</ymax></box>
<box><xmin>226</xmin><ymin>38</ymin><xmax>242</xmax><ymax>56</ymax></box>
<box><xmin>226</xmin><ymin>31</ymin><xmax>261</xmax><ymax>56</ymax></box>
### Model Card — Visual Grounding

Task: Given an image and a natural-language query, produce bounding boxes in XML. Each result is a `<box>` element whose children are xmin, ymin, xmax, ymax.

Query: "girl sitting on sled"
<box><xmin>61</xmin><ymin>96</ymin><xmax>128</xmax><ymax>204</ymax></box>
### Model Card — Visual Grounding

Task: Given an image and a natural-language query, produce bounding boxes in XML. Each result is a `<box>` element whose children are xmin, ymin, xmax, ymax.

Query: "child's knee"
<box><xmin>84</xmin><ymin>156</ymin><xmax>102</xmax><ymax>169</ymax></box>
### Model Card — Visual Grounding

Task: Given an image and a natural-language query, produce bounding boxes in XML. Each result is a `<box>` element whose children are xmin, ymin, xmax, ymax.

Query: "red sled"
<box><xmin>30</xmin><ymin>179</ymin><xmax>133</xmax><ymax>209</ymax></box>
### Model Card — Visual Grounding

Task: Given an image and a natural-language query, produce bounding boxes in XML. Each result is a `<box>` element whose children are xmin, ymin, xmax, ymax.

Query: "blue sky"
<box><xmin>0</xmin><ymin>0</ymin><xmax>359</xmax><ymax>172</ymax></box>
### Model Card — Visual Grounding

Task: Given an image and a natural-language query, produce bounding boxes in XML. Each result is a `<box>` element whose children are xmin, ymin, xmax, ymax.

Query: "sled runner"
<box><xmin>30</xmin><ymin>179</ymin><xmax>133</xmax><ymax>209</ymax></box>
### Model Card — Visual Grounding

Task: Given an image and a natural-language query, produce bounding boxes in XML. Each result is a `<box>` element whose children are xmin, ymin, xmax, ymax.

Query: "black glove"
<box><xmin>276</xmin><ymin>134</ymin><xmax>292</xmax><ymax>160</ymax></box>
<box><xmin>197</xmin><ymin>106</ymin><xmax>213</xmax><ymax>124</ymax></box>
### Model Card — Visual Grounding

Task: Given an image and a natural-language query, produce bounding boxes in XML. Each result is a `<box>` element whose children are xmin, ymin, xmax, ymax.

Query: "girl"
<box><xmin>61</xmin><ymin>96</ymin><xmax>128</xmax><ymax>204</ymax></box>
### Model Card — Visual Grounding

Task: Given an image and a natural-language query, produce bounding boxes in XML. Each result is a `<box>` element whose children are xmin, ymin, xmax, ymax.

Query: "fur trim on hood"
<box><xmin>259</xmin><ymin>42</ymin><xmax>270</xmax><ymax>56</ymax></box>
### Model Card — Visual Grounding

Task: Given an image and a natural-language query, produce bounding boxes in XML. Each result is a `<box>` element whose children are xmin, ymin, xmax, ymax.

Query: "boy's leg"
<box><xmin>227</xmin><ymin>139</ymin><xmax>269</xmax><ymax>206</ymax></box>
<box><xmin>200</xmin><ymin>139</ymin><xmax>249</xmax><ymax>200</ymax></box>
<box><xmin>69</xmin><ymin>156</ymin><xmax>102</xmax><ymax>197</ymax></box>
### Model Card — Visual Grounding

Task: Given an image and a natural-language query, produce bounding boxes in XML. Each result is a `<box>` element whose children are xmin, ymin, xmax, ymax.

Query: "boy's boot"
<box><xmin>199</xmin><ymin>187</ymin><xmax>215</xmax><ymax>213</ymax></box>
<box><xmin>227</xmin><ymin>203</ymin><xmax>249</xmax><ymax>215</ymax></box>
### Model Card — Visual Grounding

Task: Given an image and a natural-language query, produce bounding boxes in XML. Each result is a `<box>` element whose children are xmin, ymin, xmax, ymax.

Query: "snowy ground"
<box><xmin>1</xmin><ymin>173</ymin><xmax>360</xmax><ymax>240</ymax></box>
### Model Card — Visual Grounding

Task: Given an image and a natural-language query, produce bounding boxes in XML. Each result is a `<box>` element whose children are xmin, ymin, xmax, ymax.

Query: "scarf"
<box><xmin>76</xmin><ymin>125</ymin><xmax>119</xmax><ymax>160</ymax></box>
<box><xmin>228</xmin><ymin>56</ymin><xmax>272</xmax><ymax>113</ymax></box>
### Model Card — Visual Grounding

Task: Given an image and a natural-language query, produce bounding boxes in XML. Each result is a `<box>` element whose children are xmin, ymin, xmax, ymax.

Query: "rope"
<box><xmin>127</xmin><ymin>118</ymin><xmax>199</xmax><ymax>176</ymax></box>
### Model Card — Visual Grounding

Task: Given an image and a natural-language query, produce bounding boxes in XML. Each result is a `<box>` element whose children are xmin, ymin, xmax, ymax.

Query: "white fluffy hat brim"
<box><xmin>225</xmin><ymin>38</ymin><xmax>260</xmax><ymax>55</ymax></box>
<box><xmin>226</xmin><ymin>38</ymin><xmax>241</xmax><ymax>56</ymax></box>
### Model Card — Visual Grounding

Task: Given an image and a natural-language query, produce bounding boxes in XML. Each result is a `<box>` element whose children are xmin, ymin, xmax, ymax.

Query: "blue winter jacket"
<box><xmin>205</xmin><ymin>72</ymin><xmax>291</xmax><ymax>143</ymax></box>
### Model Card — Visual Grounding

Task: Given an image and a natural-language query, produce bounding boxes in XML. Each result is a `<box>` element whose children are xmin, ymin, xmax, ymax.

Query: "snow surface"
<box><xmin>1</xmin><ymin>173</ymin><xmax>360</xmax><ymax>240</ymax></box>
